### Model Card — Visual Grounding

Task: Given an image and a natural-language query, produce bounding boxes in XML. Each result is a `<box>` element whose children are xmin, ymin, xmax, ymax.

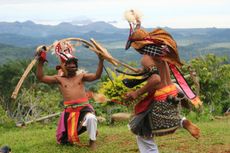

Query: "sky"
<box><xmin>0</xmin><ymin>0</ymin><xmax>230</xmax><ymax>28</ymax></box>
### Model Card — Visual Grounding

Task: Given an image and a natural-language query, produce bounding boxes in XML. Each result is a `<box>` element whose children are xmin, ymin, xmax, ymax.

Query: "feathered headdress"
<box><xmin>123</xmin><ymin>9</ymin><xmax>182</xmax><ymax>67</ymax></box>
<box><xmin>124</xmin><ymin>9</ymin><xmax>143</xmax><ymax>29</ymax></box>
<box><xmin>124</xmin><ymin>9</ymin><xmax>143</xmax><ymax>50</ymax></box>
<box><xmin>123</xmin><ymin>9</ymin><xmax>202</xmax><ymax>108</ymax></box>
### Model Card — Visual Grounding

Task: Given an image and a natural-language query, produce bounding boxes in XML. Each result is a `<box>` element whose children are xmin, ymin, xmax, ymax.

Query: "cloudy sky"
<box><xmin>0</xmin><ymin>0</ymin><xmax>229</xmax><ymax>28</ymax></box>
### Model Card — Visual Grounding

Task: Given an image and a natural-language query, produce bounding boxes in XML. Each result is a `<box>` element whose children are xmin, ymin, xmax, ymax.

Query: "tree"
<box><xmin>0</xmin><ymin>59</ymin><xmax>62</xmax><ymax>122</ymax></box>
<box><xmin>188</xmin><ymin>54</ymin><xmax>230</xmax><ymax>114</ymax></box>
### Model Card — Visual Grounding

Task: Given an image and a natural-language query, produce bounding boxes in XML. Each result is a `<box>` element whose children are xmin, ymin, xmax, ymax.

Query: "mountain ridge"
<box><xmin>0</xmin><ymin>20</ymin><xmax>229</xmax><ymax>69</ymax></box>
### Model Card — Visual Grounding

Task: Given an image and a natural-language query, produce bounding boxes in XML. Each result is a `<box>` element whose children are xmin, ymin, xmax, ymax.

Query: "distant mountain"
<box><xmin>71</xmin><ymin>19</ymin><xmax>93</xmax><ymax>26</ymax></box>
<box><xmin>82</xmin><ymin>21</ymin><xmax>120</xmax><ymax>33</ymax></box>
<box><xmin>0</xmin><ymin>20</ymin><xmax>122</xmax><ymax>37</ymax></box>
<box><xmin>0</xmin><ymin>43</ymin><xmax>35</xmax><ymax>64</ymax></box>
<box><xmin>0</xmin><ymin>42</ymin><xmax>141</xmax><ymax>72</ymax></box>
<box><xmin>1</xmin><ymin>21</ymin><xmax>230</xmax><ymax>46</ymax></box>
<box><xmin>0</xmin><ymin>21</ymin><xmax>53</xmax><ymax>37</ymax></box>
<box><xmin>0</xmin><ymin>21</ymin><xmax>128</xmax><ymax>46</ymax></box>
<box><xmin>0</xmin><ymin>21</ymin><xmax>229</xmax><ymax>67</ymax></box>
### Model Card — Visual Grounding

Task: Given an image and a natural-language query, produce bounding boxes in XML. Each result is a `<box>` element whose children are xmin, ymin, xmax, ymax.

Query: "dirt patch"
<box><xmin>176</xmin><ymin>144</ymin><xmax>190</xmax><ymax>152</ymax></box>
<box><xmin>207</xmin><ymin>144</ymin><xmax>230</xmax><ymax>153</ymax></box>
<box><xmin>104</xmin><ymin>134</ymin><xmax>119</xmax><ymax>142</ymax></box>
<box><xmin>214</xmin><ymin>115</ymin><xmax>230</xmax><ymax>120</ymax></box>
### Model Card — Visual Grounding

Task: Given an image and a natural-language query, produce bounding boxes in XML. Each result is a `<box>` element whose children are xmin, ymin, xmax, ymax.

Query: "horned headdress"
<box><xmin>123</xmin><ymin>9</ymin><xmax>202</xmax><ymax>108</ymax></box>
<box><xmin>53</xmin><ymin>41</ymin><xmax>78</xmax><ymax>76</ymax></box>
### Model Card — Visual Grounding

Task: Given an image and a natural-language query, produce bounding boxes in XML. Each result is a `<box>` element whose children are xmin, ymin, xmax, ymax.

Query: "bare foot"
<box><xmin>182</xmin><ymin>119</ymin><xmax>200</xmax><ymax>139</ymax></box>
<box><xmin>89</xmin><ymin>140</ymin><xmax>96</xmax><ymax>151</ymax></box>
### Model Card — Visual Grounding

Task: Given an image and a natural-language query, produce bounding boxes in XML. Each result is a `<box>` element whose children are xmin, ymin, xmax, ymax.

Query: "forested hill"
<box><xmin>0</xmin><ymin>21</ymin><xmax>230</xmax><ymax>46</ymax></box>
<box><xmin>0</xmin><ymin>21</ymin><xmax>230</xmax><ymax>69</ymax></box>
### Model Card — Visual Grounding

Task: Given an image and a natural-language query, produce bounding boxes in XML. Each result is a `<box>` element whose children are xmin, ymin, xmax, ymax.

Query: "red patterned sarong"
<box><xmin>56</xmin><ymin>97</ymin><xmax>93</xmax><ymax>144</ymax></box>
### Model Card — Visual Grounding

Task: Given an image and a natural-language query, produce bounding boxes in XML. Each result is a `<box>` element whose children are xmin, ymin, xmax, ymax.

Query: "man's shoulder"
<box><xmin>70</xmin><ymin>73</ymin><xmax>85</xmax><ymax>80</ymax></box>
<box><xmin>53</xmin><ymin>74</ymin><xmax>61</xmax><ymax>78</ymax></box>
<box><xmin>77</xmin><ymin>73</ymin><xmax>85</xmax><ymax>78</ymax></box>
<box><xmin>52</xmin><ymin>74</ymin><xmax>62</xmax><ymax>81</ymax></box>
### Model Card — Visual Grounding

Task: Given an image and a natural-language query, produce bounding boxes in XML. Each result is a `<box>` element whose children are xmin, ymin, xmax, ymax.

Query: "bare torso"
<box><xmin>140</xmin><ymin>55</ymin><xmax>173</xmax><ymax>94</ymax></box>
<box><xmin>56</xmin><ymin>73</ymin><xmax>87</xmax><ymax>101</ymax></box>
<box><xmin>155</xmin><ymin>60</ymin><xmax>172</xmax><ymax>87</ymax></box>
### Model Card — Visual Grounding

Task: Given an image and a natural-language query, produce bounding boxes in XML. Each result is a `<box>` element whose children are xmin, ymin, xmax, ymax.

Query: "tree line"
<box><xmin>0</xmin><ymin>54</ymin><xmax>230</xmax><ymax>126</ymax></box>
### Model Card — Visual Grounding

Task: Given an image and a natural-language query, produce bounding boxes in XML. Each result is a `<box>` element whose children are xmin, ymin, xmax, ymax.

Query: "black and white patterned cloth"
<box><xmin>139</xmin><ymin>44</ymin><xmax>170</xmax><ymax>57</ymax></box>
<box><xmin>148</xmin><ymin>101</ymin><xmax>181</xmax><ymax>136</ymax></box>
<box><xmin>129</xmin><ymin>99</ymin><xmax>181</xmax><ymax>137</ymax></box>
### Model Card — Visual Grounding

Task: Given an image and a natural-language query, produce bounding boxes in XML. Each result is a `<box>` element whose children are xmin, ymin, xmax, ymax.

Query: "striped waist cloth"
<box><xmin>153</xmin><ymin>84</ymin><xmax>178</xmax><ymax>101</ymax></box>
<box><xmin>64</xmin><ymin>97</ymin><xmax>89</xmax><ymax>108</ymax></box>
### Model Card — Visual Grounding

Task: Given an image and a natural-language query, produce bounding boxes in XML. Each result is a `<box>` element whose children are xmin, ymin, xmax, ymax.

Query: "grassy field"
<box><xmin>0</xmin><ymin>117</ymin><xmax>230</xmax><ymax>153</ymax></box>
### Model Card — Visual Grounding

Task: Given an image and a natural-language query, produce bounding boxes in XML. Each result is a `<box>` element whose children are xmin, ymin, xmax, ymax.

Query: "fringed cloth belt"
<box><xmin>153</xmin><ymin>84</ymin><xmax>178</xmax><ymax>101</ymax></box>
<box><xmin>135</xmin><ymin>84</ymin><xmax>178</xmax><ymax>114</ymax></box>
<box><xmin>56</xmin><ymin>97</ymin><xmax>93</xmax><ymax>144</ymax></box>
<box><xmin>64</xmin><ymin>97</ymin><xmax>89</xmax><ymax>108</ymax></box>
<box><xmin>130</xmin><ymin>84</ymin><xmax>181</xmax><ymax>137</ymax></box>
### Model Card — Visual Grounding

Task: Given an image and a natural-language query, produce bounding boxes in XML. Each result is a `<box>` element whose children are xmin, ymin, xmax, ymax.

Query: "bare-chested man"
<box><xmin>36</xmin><ymin>46</ymin><xmax>104</xmax><ymax>150</ymax></box>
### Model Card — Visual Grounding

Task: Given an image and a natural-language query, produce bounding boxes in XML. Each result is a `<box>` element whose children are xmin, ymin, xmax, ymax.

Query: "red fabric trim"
<box><xmin>64</xmin><ymin>97</ymin><xmax>89</xmax><ymax>106</ymax></box>
<box><xmin>67</xmin><ymin>111</ymin><xmax>80</xmax><ymax>143</ymax></box>
<box><xmin>129</xmin><ymin>37</ymin><xmax>161</xmax><ymax>45</ymax></box>
<box><xmin>73</xmin><ymin>112</ymin><xmax>80</xmax><ymax>142</ymax></box>
<box><xmin>134</xmin><ymin>85</ymin><xmax>178</xmax><ymax>114</ymax></box>
<box><xmin>134</xmin><ymin>93</ymin><xmax>154</xmax><ymax>115</ymax></box>
<box><xmin>168</xmin><ymin>63</ymin><xmax>196</xmax><ymax>99</ymax></box>
<box><xmin>66</xmin><ymin>106</ymin><xmax>84</xmax><ymax>143</ymax></box>
<box><xmin>153</xmin><ymin>90</ymin><xmax>178</xmax><ymax>101</ymax></box>
<box><xmin>67</xmin><ymin>113</ymin><xmax>72</xmax><ymax>142</ymax></box>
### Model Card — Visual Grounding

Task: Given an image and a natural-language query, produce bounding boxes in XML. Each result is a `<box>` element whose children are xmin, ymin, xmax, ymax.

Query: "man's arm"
<box><xmin>126</xmin><ymin>74</ymin><xmax>161</xmax><ymax>100</ymax></box>
<box><xmin>83</xmin><ymin>56</ymin><xmax>104</xmax><ymax>82</ymax></box>
<box><xmin>36</xmin><ymin>60</ymin><xmax>59</xmax><ymax>84</ymax></box>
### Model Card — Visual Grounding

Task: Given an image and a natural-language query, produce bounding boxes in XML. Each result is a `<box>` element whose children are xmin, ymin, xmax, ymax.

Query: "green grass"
<box><xmin>0</xmin><ymin>118</ymin><xmax>230</xmax><ymax>153</ymax></box>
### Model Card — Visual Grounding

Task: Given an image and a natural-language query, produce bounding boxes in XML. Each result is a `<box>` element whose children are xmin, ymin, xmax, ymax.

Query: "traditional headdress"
<box><xmin>54</xmin><ymin>41</ymin><xmax>78</xmax><ymax>76</ymax></box>
<box><xmin>124</xmin><ymin>9</ymin><xmax>142</xmax><ymax>50</ymax></box>
<box><xmin>124</xmin><ymin>9</ymin><xmax>182</xmax><ymax>67</ymax></box>
<box><xmin>124</xmin><ymin>9</ymin><xmax>202</xmax><ymax>107</ymax></box>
